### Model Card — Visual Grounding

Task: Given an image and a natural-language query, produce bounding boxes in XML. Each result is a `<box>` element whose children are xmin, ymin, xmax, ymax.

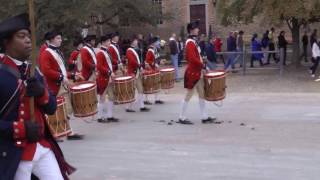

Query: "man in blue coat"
<box><xmin>0</xmin><ymin>13</ymin><xmax>75</xmax><ymax>180</ymax></box>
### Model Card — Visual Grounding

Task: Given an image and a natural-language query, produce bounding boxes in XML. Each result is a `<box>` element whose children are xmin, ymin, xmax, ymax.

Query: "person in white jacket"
<box><xmin>310</xmin><ymin>40</ymin><xmax>320</xmax><ymax>78</ymax></box>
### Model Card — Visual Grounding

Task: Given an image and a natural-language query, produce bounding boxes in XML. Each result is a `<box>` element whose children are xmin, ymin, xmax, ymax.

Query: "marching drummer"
<box><xmin>39</xmin><ymin>30</ymin><xmax>84</xmax><ymax>140</ymax></box>
<box><xmin>144</xmin><ymin>36</ymin><xmax>164</xmax><ymax>105</ymax></box>
<box><xmin>126</xmin><ymin>35</ymin><xmax>150</xmax><ymax>113</ymax></box>
<box><xmin>96</xmin><ymin>33</ymin><xmax>119</xmax><ymax>123</ymax></box>
<box><xmin>109</xmin><ymin>32</ymin><xmax>124</xmax><ymax>73</ymax></box>
<box><xmin>67</xmin><ymin>37</ymin><xmax>84</xmax><ymax>80</ymax></box>
<box><xmin>80</xmin><ymin>34</ymin><xmax>97</xmax><ymax>81</ymax></box>
<box><xmin>178</xmin><ymin>21</ymin><xmax>216</xmax><ymax>125</ymax></box>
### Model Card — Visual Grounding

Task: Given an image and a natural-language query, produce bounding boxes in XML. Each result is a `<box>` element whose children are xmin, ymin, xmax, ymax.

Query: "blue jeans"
<box><xmin>206</xmin><ymin>60</ymin><xmax>217</xmax><ymax>70</ymax></box>
<box><xmin>224</xmin><ymin>52</ymin><xmax>237</xmax><ymax>70</ymax></box>
<box><xmin>171</xmin><ymin>54</ymin><xmax>179</xmax><ymax>80</ymax></box>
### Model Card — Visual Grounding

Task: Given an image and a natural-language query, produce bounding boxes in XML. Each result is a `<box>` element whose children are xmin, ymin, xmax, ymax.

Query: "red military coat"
<box><xmin>39</xmin><ymin>47</ymin><xmax>70</xmax><ymax>96</ymax></box>
<box><xmin>184</xmin><ymin>38</ymin><xmax>204</xmax><ymax>89</ymax></box>
<box><xmin>80</xmin><ymin>45</ymin><xmax>97</xmax><ymax>81</ymax></box>
<box><xmin>67</xmin><ymin>49</ymin><xmax>80</xmax><ymax>73</ymax></box>
<box><xmin>96</xmin><ymin>47</ymin><xmax>113</xmax><ymax>95</ymax></box>
<box><xmin>145</xmin><ymin>46</ymin><xmax>158</xmax><ymax>70</ymax></box>
<box><xmin>108</xmin><ymin>43</ymin><xmax>121</xmax><ymax>71</ymax></box>
<box><xmin>126</xmin><ymin>47</ymin><xmax>141</xmax><ymax>76</ymax></box>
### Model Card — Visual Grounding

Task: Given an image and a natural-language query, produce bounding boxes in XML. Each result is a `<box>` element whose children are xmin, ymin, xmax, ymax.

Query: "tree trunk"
<box><xmin>290</xmin><ymin>18</ymin><xmax>300</xmax><ymax>67</ymax></box>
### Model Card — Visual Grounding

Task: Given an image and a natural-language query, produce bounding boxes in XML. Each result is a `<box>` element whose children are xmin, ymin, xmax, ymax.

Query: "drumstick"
<box><xmin>28</xmin><ymin>0</ymin><xmax>37</xmax><ymax>122</ymax></box>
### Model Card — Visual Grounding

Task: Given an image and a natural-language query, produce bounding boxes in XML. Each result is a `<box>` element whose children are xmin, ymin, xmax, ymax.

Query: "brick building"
<box><xmin>117</xmin><ymin>0</ymin><xmax>320</xmax><ymax>44</ymax></box>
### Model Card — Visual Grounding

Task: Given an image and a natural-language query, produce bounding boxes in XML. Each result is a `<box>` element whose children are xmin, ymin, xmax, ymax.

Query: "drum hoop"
<box><xmin>205</xmin><ymin>70</ymin><xmax>226</xmax><ymax>79</ymax></box>
<box><xmin>70</xmin><ymin>81</ymin><xmax>96</xmax><ymax>92</ymax></box>
<box><xmin>205</xmin><ymin>75</ymin><xmax>226</xmax><ymax>80</ymax></box>
<box><xmin>54</xmin><ymin>130</ymin><xmax>72</xmax><ymax>138</ymax></box>
<box><xmin>143</xmin><ymin>72</ymin><xmax>161</xmax><ymax>77</ymax></box>
<box><xmin>205</xmin><ymin>95</ymin><xmax>226</xmax><ymax>102</ymax></box>
<box><xmin>73</xmin><ymin>110</ymin><xmax>98</xmax><ymax>118</ymax></box>
<box><xmin>70</xmin><ymin>87</ymin><xmax>96</xmax><ymax>94</ymax></box>
<box><xmin>160</xmin><ymin>68</ymin><xmax>175</xmax><ymax>72</ymax></box>
<box><xmin>114</xmin><ymin>98</ymin><xmax>136</xmax><ymax>104</ymax></box>
<box><xmin>114</xmin><ymin>78</ymin><xmax>134</xmax><ymax>83</ymax></box>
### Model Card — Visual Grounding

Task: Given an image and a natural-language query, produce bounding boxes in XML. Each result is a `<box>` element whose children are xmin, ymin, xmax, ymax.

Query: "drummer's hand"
<box><xmin>111</xmin><ymin>73</ymin><xmax>116</xmax><ymax>78</ymax></box>
<box><xmin>63</xmin><ymin>78</ymin><xmax>70</xmax><ymax>86</ymax></box>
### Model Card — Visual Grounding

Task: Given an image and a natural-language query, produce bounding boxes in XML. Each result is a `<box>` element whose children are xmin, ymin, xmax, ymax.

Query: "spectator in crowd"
<box><xmin>261</xmin><ymin>30</ymin><xmax>270</xmax><ymax>64</ymax></box>
<box><xmin>250</xmin><ymin>33</ymin><xmax>264</xmax><ymax>67</ymax></box>
<box><xmin>300</xmin><ymin>31</ymin><xmax>309</xmax><ymax>63</ymax></box>
<box><xmin>178</xmin><ymin>36</ymin><xmax>184</xmax><ymax>67</ymax></box>
<box><xmin>310</xmin><ymin>29</ymin><xmax>317</xmax><ymax>63</ymax></box>
<box><xmin>237</xmin><ymin>30</ymin><xmax>244</xmax><ymax>67</ymax></box>
<box><xmin>199</xmin><ymin>34</ymin><xmax>207</xmax><ymax>57</ymax></box>
<box><xmin>278</xmin><ymin>31</ymin><xmax>288</xmax><ymax>65</ymax></box>
<box><xmin>214</xmin><ymin>35</ymin><xmax>225</xmax><ymax>64</ymax></box>
<box><xmin>310</xmin><ymin>29</ymin><xmax>317</xmax><ymax>48</ymax></box>
<box><xmin>205</xmin><ymin>36</ymin><xmax>217</xmax><ymax>70</ymax></box>
<box><xmin>267</xmin><ymin>27</ymin><xmax>279</xmax><ymax>64</ymax></box>
<box><xmin>138</xmin><ymin>34</ymin><xmax>147</xmax><ymax>64</ymax></box>
<box><xmin>224</xmin><ymin>31</ymin><xmax>238</xmax><ymax>72</ymax></box>
<box><xmin>310</xmin><ymin>39</ymin><xmax>320</xmax><ymax>78</ymax></box>
<box><xmin>169</xmin><ymin>33</ymin><xmax>180</xmax><ymax>81</ymax></box>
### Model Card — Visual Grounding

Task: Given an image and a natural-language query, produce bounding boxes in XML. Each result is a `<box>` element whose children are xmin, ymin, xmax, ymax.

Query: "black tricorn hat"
<box><xmin>111</xmin><ymin>31</ymin><xmax>120</xmax><ymax>38</ymax></box>
<box><xmin>84</xmin><ymin>34</ymin><xmax>97</xmax><ymax>42</ymax></box>
<box><xmin>0</xmin><ymin>13</ymin><xmax>30</xmax><ymax>41</ymax></box>
<box><xmin>187</xmin><ymin>20</ymin><xmax>200</xmax><ymax>33</ymax></box>
<box><xmin>46</xmin><ymin>30</ymin><xmax>62</xmax><ymax>40</ymax></box>
<box><xmin>100</xmin><ymin>33</ymin><xmax>112</xmax><ymax>43</ymax></box>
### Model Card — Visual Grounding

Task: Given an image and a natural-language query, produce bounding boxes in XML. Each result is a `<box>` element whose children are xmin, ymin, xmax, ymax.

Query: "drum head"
<box><xmin>160</xmin><ymin>68</ymin><xmax>175</xmax><ymax>72</ymax></box>
<box><xmin>115</xmin><ymin>76</ymin><xmax>133</xmax><ymax>81</ymax></box>
<box><xmin>70</xmin><ymin>81</ymin><xmax>96</xmax><ymax>92</ymax></box>
<box><xmin>205</xmin><ymin>71</ymin><xmax>226</xmax><ymax>77</ymax></box>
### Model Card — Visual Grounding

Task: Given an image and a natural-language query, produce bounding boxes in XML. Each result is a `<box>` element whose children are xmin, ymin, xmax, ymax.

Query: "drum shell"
<box><xmin>160</xmin><ymin>68</ymin><xmax>175</xmax><ymax>89</ymax></box>
<box><xmin>46</xmin><ymin>96</ymin><xmax>72</xmax><ymax>138</ymax></box>
<box><xmin>113</xmin><ymin>76</ymin><xmax>136</xmax><ymax>104</ymax></box>
<box><xmin>204</xmin><ymin>71</ymin><xmax>227</xmax><ymax>101</ymax></box>
<box><xmin>142</xmin><ymin>70</ymin><xmax>161</xmax><ymax>94</ymax></box>
<box><xmin>69</xmin><ymin>81</ymin><xmax>98</xmax><ymax>117</ymax></box>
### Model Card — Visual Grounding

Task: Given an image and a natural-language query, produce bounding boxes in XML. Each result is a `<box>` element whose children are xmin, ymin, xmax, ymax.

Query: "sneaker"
<box><xmin>311</xmin><ymin>74</ymin><xmax>316</xmax><ymax>78</ymax></box>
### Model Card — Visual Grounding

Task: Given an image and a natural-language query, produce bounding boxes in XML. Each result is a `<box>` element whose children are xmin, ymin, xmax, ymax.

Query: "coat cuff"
<box><xmin>13</xmin><ymin>121</ymin><xmax>26</xmax><ymax>140</ymax></box>
<box><xmin>36</xmin><ymin>89</ymin><xmax>49</xmax><ymax>105</ymax></box>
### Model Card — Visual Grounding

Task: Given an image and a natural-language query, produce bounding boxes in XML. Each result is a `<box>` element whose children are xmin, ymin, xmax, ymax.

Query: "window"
<box><xmin>153</xmin><ymin>0</ymin><xmax>163</xmax><ymax>25</ymax></box>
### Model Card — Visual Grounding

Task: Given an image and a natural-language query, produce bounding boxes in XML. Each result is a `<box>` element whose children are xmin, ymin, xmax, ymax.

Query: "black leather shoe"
<box><xmin>140</xmin><ymin>107</ymin><xmax>150</xmax><ymax>112</ymax></box>
<box><xmin>155</xmin><ymin>100</ymin><xmax>164</xmax><ymax>104</ymax></box>
<box><xmin>107</xmin><ymin>117</ymin><xmax>119</xmax><ymax>122</ymax></box>
<box><xmin>97</xmin><ymin>118</ymin><xmax>109</xmax><ymax>123</ymax></box>
<box><xmin>144</xmin><ymin>101</ymin><xmax>153</xmax><ymax>105</ymax></box>
<box><xmin>67</xmin><ymin>134</ymin><xmax>84</xmax><ymax>140</ymax></box>
<box><xmin>126</xmin><ymin>109</ymin><xmax>136</xmax><ymax>113</ymax></box>
<box><xmin>178</xmin><ymin>119</ymin><xmax>194</xmax><ymax>125</ymax></box>
<box><xmin>202</xmin><ymin>117</ymin><xmax>217</xmax><ymax>124</ymax></box>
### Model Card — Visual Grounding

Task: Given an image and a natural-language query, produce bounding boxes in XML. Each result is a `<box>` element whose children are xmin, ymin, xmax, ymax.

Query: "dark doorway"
<box><xmin>190</xmin><ymin>4</ymin><xmax>206</xmax><ymax>35</ymax></box>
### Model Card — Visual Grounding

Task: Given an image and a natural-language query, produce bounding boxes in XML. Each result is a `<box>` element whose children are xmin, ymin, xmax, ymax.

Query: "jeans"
<box><xmin>311</xmin><ymin>57</ymin><xmax>320</xmax><ymax>75</ymax></box>
<box><xmin>206</xmin><ymin>60</ymin><xmax>217</xmax><ymax>70</ymax></box>
<box><xmin>171</xmin><ymin>54</ymin><xmax>179</xmax><ymax>80</ymax></box>
<box><xmin>224</xmin><ymin>52</ymin><xmax>237</xmax><ymax>70</ymax></box>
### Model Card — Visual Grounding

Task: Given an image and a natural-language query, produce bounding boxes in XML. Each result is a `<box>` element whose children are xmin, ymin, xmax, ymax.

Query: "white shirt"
<box><xmin>312</xmin><ymin>43</ymin><xmax>320</xmax><ymax>58</ymax></box>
